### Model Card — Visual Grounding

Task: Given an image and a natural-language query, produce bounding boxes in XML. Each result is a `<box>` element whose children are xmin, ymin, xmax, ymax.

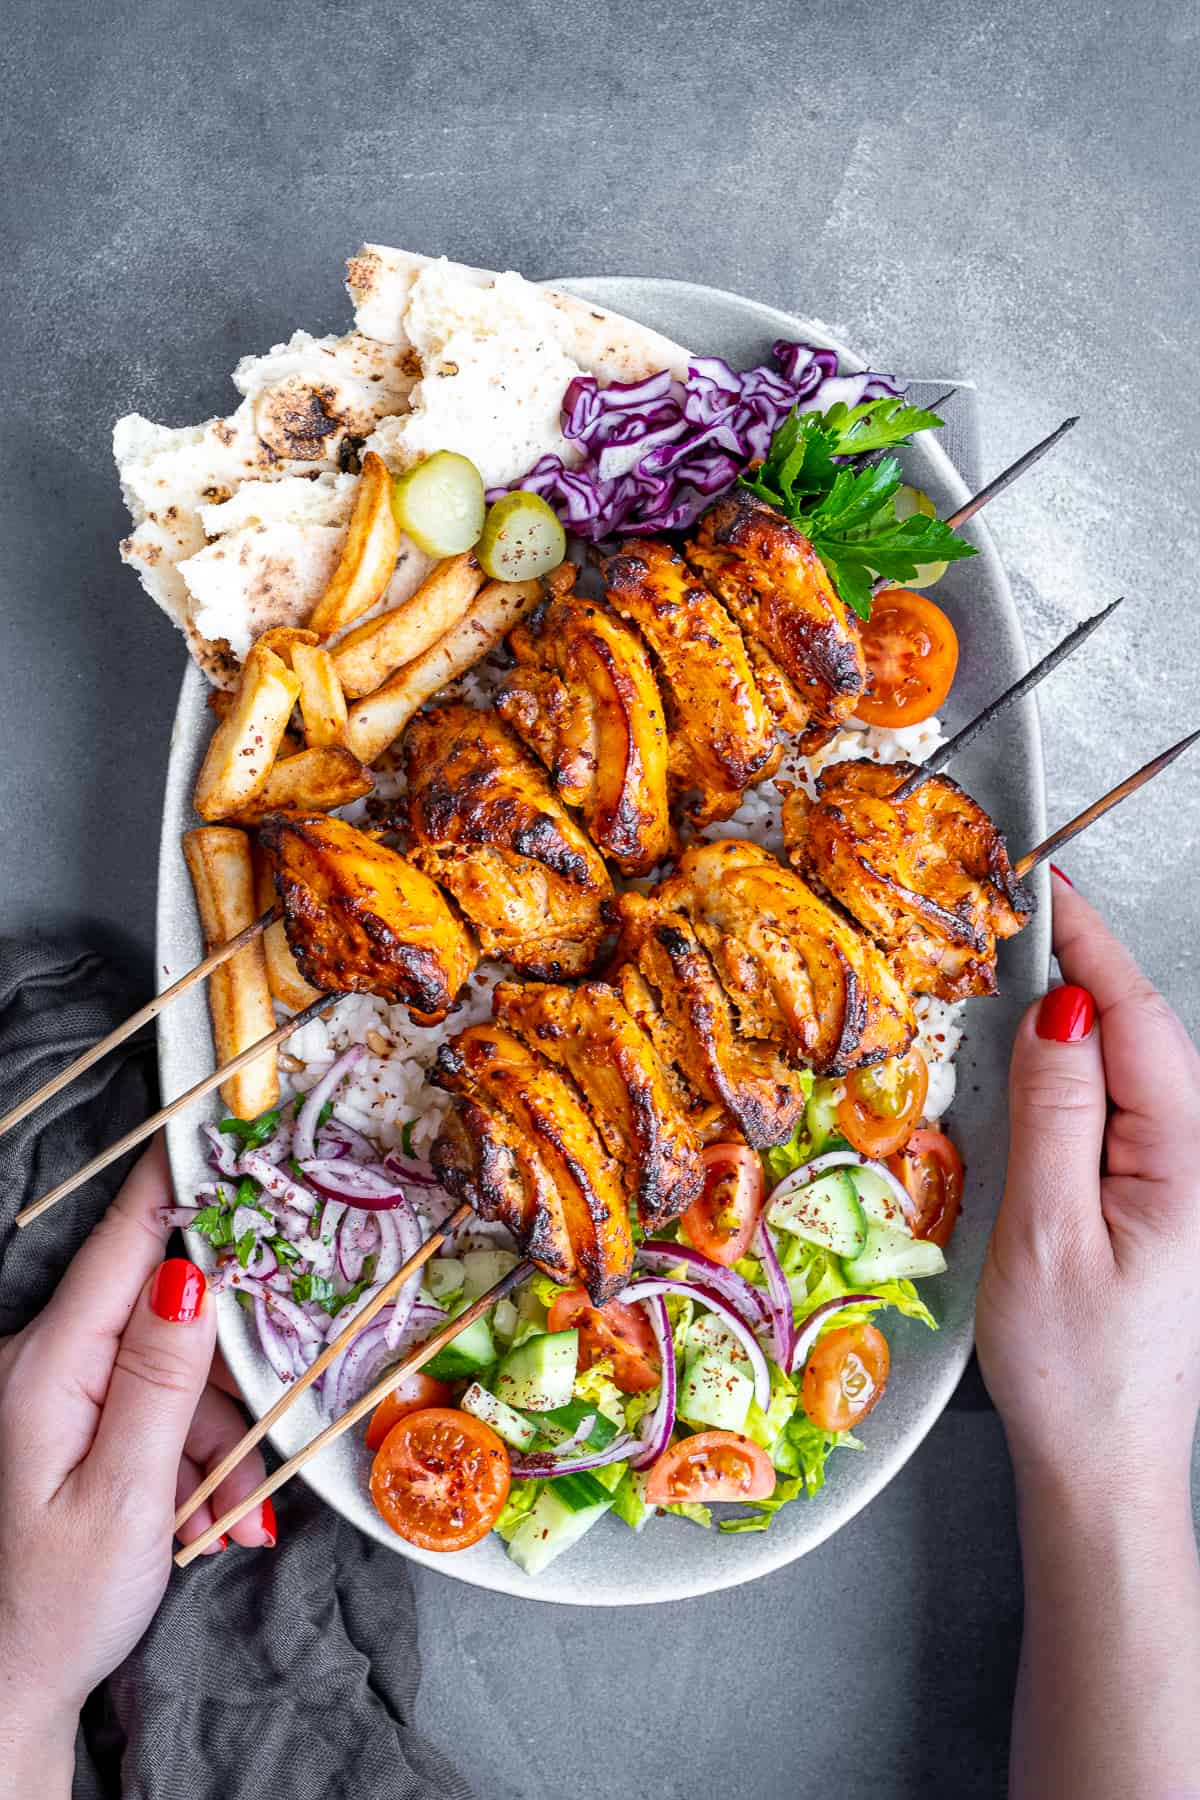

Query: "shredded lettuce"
<box><xmin>662</xmin><ymin>1499</ymin><xmax>713</xmax><ymax>1530</ymax></box>
<box><xmin>610</xmin><ymin>1468</ymin><xmax>654</xmax><ymax>1531</ymax></box>
<box><xmin>572</xmin><ymin>1359</ymin><xmax>626</xmax><ymax>1425</ymax></box>
<box><xmin>494</xmin><ymin>1482</ymin><xmax>541</xmax><ymax>1543</ymax></box>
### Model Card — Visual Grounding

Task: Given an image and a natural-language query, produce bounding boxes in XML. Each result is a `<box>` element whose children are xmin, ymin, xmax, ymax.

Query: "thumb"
<box><xmin>85</xmin><ymin>1259</ymin><xmax>216</xmax><ymax>1507</ymax></box>
<box><xmin>1000</xmin><ymin>982</ymin><xmax>1108</xmax><ymax>1263</ymax></box>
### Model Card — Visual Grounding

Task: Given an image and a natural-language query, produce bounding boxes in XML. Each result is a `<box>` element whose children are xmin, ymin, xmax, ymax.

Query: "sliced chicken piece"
<box><xmin>497</xmin><ymin>591</ymin><xmax>673</xmax><ymax>875</ymax></box>
<box><xmin>614</xmin><ymin>893</ymin><xmax>809</xmax><ymax>1149</ymax></box>
<box><xmin>685</xmin><ymin>490</ymin><xmax>866</xmax><ymax>753</ymax></box>
<box><xmin>402</xmin><ymin>703</ymin><xmax>613</xmax><ymax>978</ymax></box>
<box><xmin>257</xmin><ymin>813</ymin><xmax>476</xmax><ymax>1024</ymax></box>
<box><xmin>494</xmin><ymin>979</ymin><xmax>705</xmax><ymax>1232</ymax></box>
<box><xmin>601</xmin><ymin>537</ymin><xmax>779</xmax><ymax>824</ymax></box>
<box><xmin>656</xmin><ymin>839</ymin><xmax>915</xmax><ymax>1075</ymax></box>
<box><xmin>783</xmin><ymin>760</ymin><xmax>1035</xmax><ymax>1000</ymax></box>
<box><xmin>430</xmin><ymin>1023</ymin><xmax>634</xmax><ymax>1303</ymax></box>
<box><xmin>429</xmin><ymin>1095</ymin><xmax>576</xmax><ymax>1286</ymax></box>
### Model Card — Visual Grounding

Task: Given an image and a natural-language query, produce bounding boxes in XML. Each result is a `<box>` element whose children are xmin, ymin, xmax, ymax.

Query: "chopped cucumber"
<box><xmin>507</xmin><ymin>1480</ymin><xmax>613</xmax><ymax>1575</ymax></box>
<box><xmin>390</xmin><ymin>451</ymin><xmax>485</xmax><ymax>556</ymax></box>
<box><xmin>425</xmin><ymin>1257</ymin><xmax>464</xmax><ymax>1302</ymax></box>
<box><xmin>678</xmin><ymin>1351</ymin><xmax>753</xmax><ymax>1432</ymax></box>
<box><xmin>496</xmin><ymin>1330</ymin><xmax>579</xmax><ymax>1412</ymax></box>
<box><xmin>462</xmin><ymin>1247</ymin><xmax>520</xmax><ymax>1301</ymax></box>
<box><xmin>770</xmin><ymin>1169</ymin><xmax>868</xmax><ymax>1257</ymax></box>
<box><xmin>805</xmin><ymin>1080</ymin><xmax>843</xmax><ymax>1151</ymax></box>
<box><xmin>843</xmin><ymin>1219</ymin><xmax>947</xmax><ymax>1284</ymax></box>
<box><xmin>684</xmin><ymin>1311</ymin><xmax>750</xmax><ymax>1366</ymax></box>
<box><xmin>611</xmin><ymin>1467</ymin><xmax>655</xmax><ymax>1532</ymax></box>
<box><xmin>477</xmin><ymin>491</ymin><xmax>566</xmax><ymax>582</ymax></box>
<box><xmin>492</xmin><ymin>1296</ymin><xmax>520</xmax><ymax>1344</ymax></box>
<box><xmin>535</xmin><ymin>1398</ymin><xmax>619</xmax><ymax>1452</ymax></box>
<box><xmin>849</xmin><ymin>1166</ymin><xmax>912</xmax><ymax>1232</ymax></box>
<box><xmin>423</xmin><ymin>1310</ymin><xmax>496</xmax><ymax>1381</ymax></box>
<box><xmin>461</xmin><ymin>1382</ymin><xmax>537</xmax><ymax>1451</ymax></box>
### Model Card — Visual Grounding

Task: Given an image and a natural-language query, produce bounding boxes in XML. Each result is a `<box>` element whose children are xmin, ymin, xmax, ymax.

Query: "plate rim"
<box><xmin>157</xmin><ymin>273</ymin><xmax>1047</xmax><ymax>1605</ymax></box>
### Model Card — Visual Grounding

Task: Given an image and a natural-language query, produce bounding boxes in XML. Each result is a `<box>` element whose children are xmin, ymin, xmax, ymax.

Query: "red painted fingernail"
<box><xmin>150</xmin><ymin>1258</ymin><xmax>206</xmax><ymax>1323</ymax></box>
<box><xmin>1050</xmin><ymin>864</ymin><xmax>1073</xmax><ymax>887</ymax></box>
<box><xmin>1037</xmin><ymin>984</ymin><xmax>1095</xmax><ymax>1042</ymax></box>
<box><xmin>260</xmin><ymin>1498</ymin><xmax>277</xmax><ymax>1548</ymax></box>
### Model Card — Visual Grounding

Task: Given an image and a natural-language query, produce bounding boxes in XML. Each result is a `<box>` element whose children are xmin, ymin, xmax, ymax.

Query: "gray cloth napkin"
<box><xmin>0</xmin><ymin>938</ymin><xmax>471</xmax><ymax>1800</ymax></box>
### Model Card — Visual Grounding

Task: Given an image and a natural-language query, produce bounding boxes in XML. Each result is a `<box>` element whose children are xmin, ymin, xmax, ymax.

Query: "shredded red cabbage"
<box><xmin>487</xmin><ymin>341</ymin><xmax>902</xmax><ymax>540</ymax></box>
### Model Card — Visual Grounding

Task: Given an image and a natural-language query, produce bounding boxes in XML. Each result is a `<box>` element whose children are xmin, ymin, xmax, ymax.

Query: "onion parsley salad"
<box><xmin>186</xmin><ymin>1045</ymin><xmax>961</xmax><ymax>1575</ymax></box>
<box><xmin>179</xmin><ymin>344</ymin><xmax>975</xmax><ymax>1573</ymax></box>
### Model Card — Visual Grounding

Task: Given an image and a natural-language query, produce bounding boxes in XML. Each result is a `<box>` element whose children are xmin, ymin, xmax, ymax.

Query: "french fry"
<box><xmin>256</xmin><ymin>625</ymin><xmax>320</xmax><ymax>668</ymax></box>
<box><xmin>194</xmin><ymin>644</ymin><xmax>301</xmax><ymax>821</ymax></box>
<box><xmin>292</xmin><ymin>642</ymin><xmax>349</xmax><ymax>748</ymax></box>
<box><xmin>308</xmin><ymin>451</ymin><xmax>400</xmax><ymax>636</ymax></box>
<box><xmin>230</xmin><ymin>746</ymin><xmax>374</xmax><ymax>824</ymax></box>
<box><xmin>182</xmin><ymin>827</ymin><xmax>279</xmax><ymax>1116</ymax></box>
<box><xmin>207</xmin><ymin>685</ymin><xmax>304</xmax><ymax>757</ymax></box>
<box><xmin>330</xmin><ymin>553</ymin><xmax>486</xmax><ymax>699</ymax></box>
<box><xmin>254</xmin><ymin>842</ymin><xmax>321</xmax><ymax>1010</ymax></box>
<box><xmin>345</xmin><ymin>577</ymin><xmax>546</xmax><ymax>765</ymax></box>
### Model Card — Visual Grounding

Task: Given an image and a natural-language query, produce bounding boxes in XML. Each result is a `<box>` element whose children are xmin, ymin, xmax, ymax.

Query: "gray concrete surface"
<box><xmin>1</xmin><ymin>1</ymin><xmax>1197</xmax><ymax>1795</ymax></box>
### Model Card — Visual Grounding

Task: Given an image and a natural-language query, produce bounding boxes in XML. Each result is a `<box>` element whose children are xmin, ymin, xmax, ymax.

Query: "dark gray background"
<box><xmin>2</xmin><ymin>1</ymin><xmax>1197</xmax><ymax>1795</ymax></box>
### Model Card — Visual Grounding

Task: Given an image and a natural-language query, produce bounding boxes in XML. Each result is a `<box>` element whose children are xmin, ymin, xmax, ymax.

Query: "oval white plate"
<box><xmin>158</xmin><ymin>277</ymin><xmax>1048</xmax><ymax>1605</ymax></box>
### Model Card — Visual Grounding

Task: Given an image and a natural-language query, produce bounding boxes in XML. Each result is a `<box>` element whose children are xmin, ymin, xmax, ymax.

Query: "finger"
<box><xmin>82</xmin><ymin>1258</ymin><xmax>217</xmax><ymax>1508</ymax></box>
<box><xmin>207</xmin><ymin>1344</ymin><xmax>245</xmax><ymax>1404</ymax></box>
<box><xmin>173</xmin><ymin>1450</ymin><xmax>226</xmax><ymax>1555</ymax></box>
<box><xmin>1050</xmin><ymin>872</ymin><xmax>1200</xmax><ymax>1126</ymax></box>
<box><xmin>181</xmin><ymin>1384</ymin><xmax>275</xmax><ymax>1548</ymax></box>
<box><xmin>1000</xmin><ymin>964</ymin><xmax>1109</xmax><ymax>1266</ymax></box>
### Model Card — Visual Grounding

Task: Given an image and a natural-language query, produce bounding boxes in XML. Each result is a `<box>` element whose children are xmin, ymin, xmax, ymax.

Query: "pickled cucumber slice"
<box><xmin>391</xmin><ymin>451</ymin><xmax>486</xmax><ymax>556</ymax></box>
<box><xmin>477</xmin><ymin>491</ymin><xmax>566</xmax><ymax>582</ymax></box>
<box><xmin>893</xmin><ymin>485</ymin><xmax>948</xmax><ymax>587</ymax></box>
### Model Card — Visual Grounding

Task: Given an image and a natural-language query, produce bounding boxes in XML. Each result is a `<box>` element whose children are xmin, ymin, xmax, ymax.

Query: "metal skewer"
<box><xmin>891</xmin><ymin>598</ymin><xmax>1124</xmax><ymax>802</ymax></box>
<box><xmin>174</xmin><ymin>1258</ymin><xmax>533</xmax><ymax>1567</ymax></box>
<box><xmin>0</xmin><ymin>906</ymin><xmax>279</xmax><ymax>1142</ymax></box>
<box><xmin>13</xmin><ymin>991</ymin><xmax>337</xmax><ymax>1229</ymax></box>
<box><xmin>1014</xmin><ymin>729</ymin><xmax>1200</xmax><ymax>879</ymax></box>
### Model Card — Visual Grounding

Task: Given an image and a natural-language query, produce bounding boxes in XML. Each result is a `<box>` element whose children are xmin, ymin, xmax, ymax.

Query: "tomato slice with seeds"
<box><xmin>887</xmin><ymin>1128</ymin><xmax>965</xmax><ymax>1247</ymax></box>
<box><xmin>369</xmin><ymin>1408</ymin><xmax>510</xmax><ymax>1552</ymax></box>
<box><xmin>681</xmin><ymin>1143</ymin><xmax>765</xmax><ymax>1267</ymax></box>
<box><xmin>365</xmin><ymin>1371</ymin><xmax>452</xmax><ymax>1451</ymax></box>
<box><xmin>837</xmin><ymin>1049</ymin><xmax>929</xmax><ymax>1159</ymax></box>
<box><xmin>645</xmin><ymin>1430</ymin><xmax>776</xmax><ymax>1506</ymax></box>
<box><xmin>801</xmin><ymin>1323</ymin><xmax>891</xmax><ymax>1432</ymax></box>
<box><xmin>856</xmin><ymin>588</ymin><xmax>959</xmax><ymax>727</ymax></box>
<box><xmin>547</xmin><ymin>1287</ymin><xmax>661</xmax><ymax>1394</ymax></box>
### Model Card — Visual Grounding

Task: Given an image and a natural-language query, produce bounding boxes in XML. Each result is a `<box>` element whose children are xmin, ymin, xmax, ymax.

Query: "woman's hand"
<box><xmin>977</xmin><ymin>870</ymin><xmax>1200</xmax><ymax>1800</ymax></box>
<box><xmin>0</xmin><ymin>1139</ymin><xmax>273</xmax><ymax>1796</ymax></box>
<box><xmin>977</xmin><ymin>871</ymin><xmax>1200</xmax><ymax>1479</ymax></box>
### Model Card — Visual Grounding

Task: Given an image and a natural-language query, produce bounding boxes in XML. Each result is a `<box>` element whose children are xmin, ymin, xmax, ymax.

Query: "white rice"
<box><xmin>279</xmin><ymin>701</ymin><xmax>963</xmax><ymax>1150</ymax></box>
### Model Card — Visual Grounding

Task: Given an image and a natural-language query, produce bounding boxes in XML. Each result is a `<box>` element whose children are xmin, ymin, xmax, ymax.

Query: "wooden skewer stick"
<box><xmin>1014</xmin><ymin>728</ymin><xmax>1200</xmax><ymax>879</ymax></box>
<box><xmin>174</xmin><ymin>1201</ymin><xmax>472</xmax><ymax>1532</ymax></box>
<box><xmin>175</xmin><ymin>1258</ymin><xmax>533</xmax><ymax>1566</ymax></box>
<box><xmin>891</xmin><ymin>599</ymin><xmax>1124</xmax><ymax>802</ymax></box>
<box><xmin>0</xmin><ymin>907</ymin><xmax>279</xmax><ymax>1142</ymax></box>
<box><xmin>14</xmin><ymin>991</ymin><xmax>338</xmax><ymax>1229</ymax></box>
<box><xmin>942</xmin><ymin>417</ymin><xmax>1078</xmax><ymax>532</ymax></box>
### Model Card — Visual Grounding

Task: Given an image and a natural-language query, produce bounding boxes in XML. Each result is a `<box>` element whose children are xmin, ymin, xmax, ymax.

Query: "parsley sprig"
<box><xmin>738</xmin><ymin>398</ymin><xmax>976</xmax><ymax>620</ymax></box>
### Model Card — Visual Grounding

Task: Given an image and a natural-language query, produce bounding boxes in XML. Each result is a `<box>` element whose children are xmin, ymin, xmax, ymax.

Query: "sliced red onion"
<box><xmin>294</xmin><ymin>1045</ymin><xmax>366</xmax><ymax>1164</ymax></box>
<box><xmin>789</xmin><ymin>1294</ymin><xmax>881</xmax><ymax>1375</ymax></box>
<box><xmin>299</xmin><ymin>1158</ymin><xmax>410</xmax><ymax>1208</ymax></box>
<box><xmin>161</xmin><ymin>1206</ymin><xmax>200</xmax><ymax>1230</ymax></box>
<box><xmin>264</xmin><ymin>1290</ymin><xmax>324</xmax><ymax>1344</ymax></box>
<box><xmin>381</xmin><ymin>1153</ymin><xmax>440</xmax><ymax>1188</ymax></box>
<box><xmin>249</xmin><ymin>1116</ymin><xmax>295</xmax><ymax>1166</ymax></box>
<box><xmin>337</xmin><ymin>1210</ymin><xmax>380</xmax><ymax>1283</ymax></box>
<box><xmin>323</xmin><ymin>1300</ymin><xmax>444</xmax><ymax>1414</ymax></box>
<box><xmin>629</xmin><ymin>1294</ymin><xmax>676</xmax><ymax>1472</ymax></box>
<box><xmin>769</xmin><ymin>1150</ymin><xmax>913</xmax><ymax>1228</ymax></box>
<box><xmin>239</xmin><ymin>1149</ymin><xmax>319</xmax><ymax>1217</ymax></box>
<box><xmin>254</xmin><ymin>1292</ymin><xmax>297</xmax><ymax>1383</ymax></box>
<box><xmin>242</xmin><ymin>1240</ymin><xmax>279</xmax><ymax>1280</ymax></box>
<box><xmin>231</xmin><ymin>1203</ymin><xmax>270</xmax><ymax>1242</ymax></box>
<box><xmin>317</xmin><ymin>1119</ymin><xmax>376</xmax><ymax>1162</ymax></box>
<box><xmin>509</xmin><ymin>1431</ymin><xmax>637</xmax><ymax>1480</ymax></box>
<box><xmin>202</xmin><ymin>1122</ymin><xmax>239</xmax><ymax>1176</ymax></box>
<box><xmin>383</xmin><ymin>1199</ymin><xmax>426</xmax><ymax>1348</ymax></box>
<box><xmin>636</xmin><ymin>1241</ymin><xmax>770</xmax><ymax>1333</ymax></box>
<box><xmin>620</xmin><ymin>1278</ymin><xmax>771</xmax><ymax>1413</ymax></box>
<box><xmin>209</xmin><ymin>1264</ymin><xmax>269</xmax><ymax>1298</ymax></box>
<box><xmin>191</xmin><ymin>1181</ymin><xmax>232</xmax><ymax>1204</ymax></box>
<box><xmin>753</xmin><ymin>1222</ymin><xmax>795</xmax><ymax>1369</ymax></box>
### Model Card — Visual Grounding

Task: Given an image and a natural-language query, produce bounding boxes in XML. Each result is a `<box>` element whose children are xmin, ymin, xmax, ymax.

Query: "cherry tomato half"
<box><xmin>681</xmin><ymin>1143</ymin><xmax>765</xmax><ymax>1267</ymax></box>
<box><xmin>856</xmin><ymin>588</ymin><xmax>959</xmax><ymax>728</ymax></box>
<box><xmin>547</xmin><ymin>1288</ymin><xmax>661</xmax><ymax>1394</ymax></box>
<box><xmin>645</xmin><ymin>1431</ymin><xmax>776</xmax><ymax>1506</ymax></box>
<box><xmin>836</xmin><ymin>1049</ymin><xmax>930</xmax><ymax>1159</ymax></box>
<box><xmin>369</xmin><ymin>1408</ymin><xmax>510</xmax><ymax>1552</ymax></box>
<box><xmin>887</xmin><ymin>1128</ymin><xmax>965</xmax><ymax>1248</ymax></box>
<box><xmin>365</xmin><ymin>1371</ymin><xmax>452</xmax><ymax>1451</ymax></box>
<box><xmin>801</xmin><ymin>1323</ymin><xmax>891</xmax><ymax>1432</ymax></box>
